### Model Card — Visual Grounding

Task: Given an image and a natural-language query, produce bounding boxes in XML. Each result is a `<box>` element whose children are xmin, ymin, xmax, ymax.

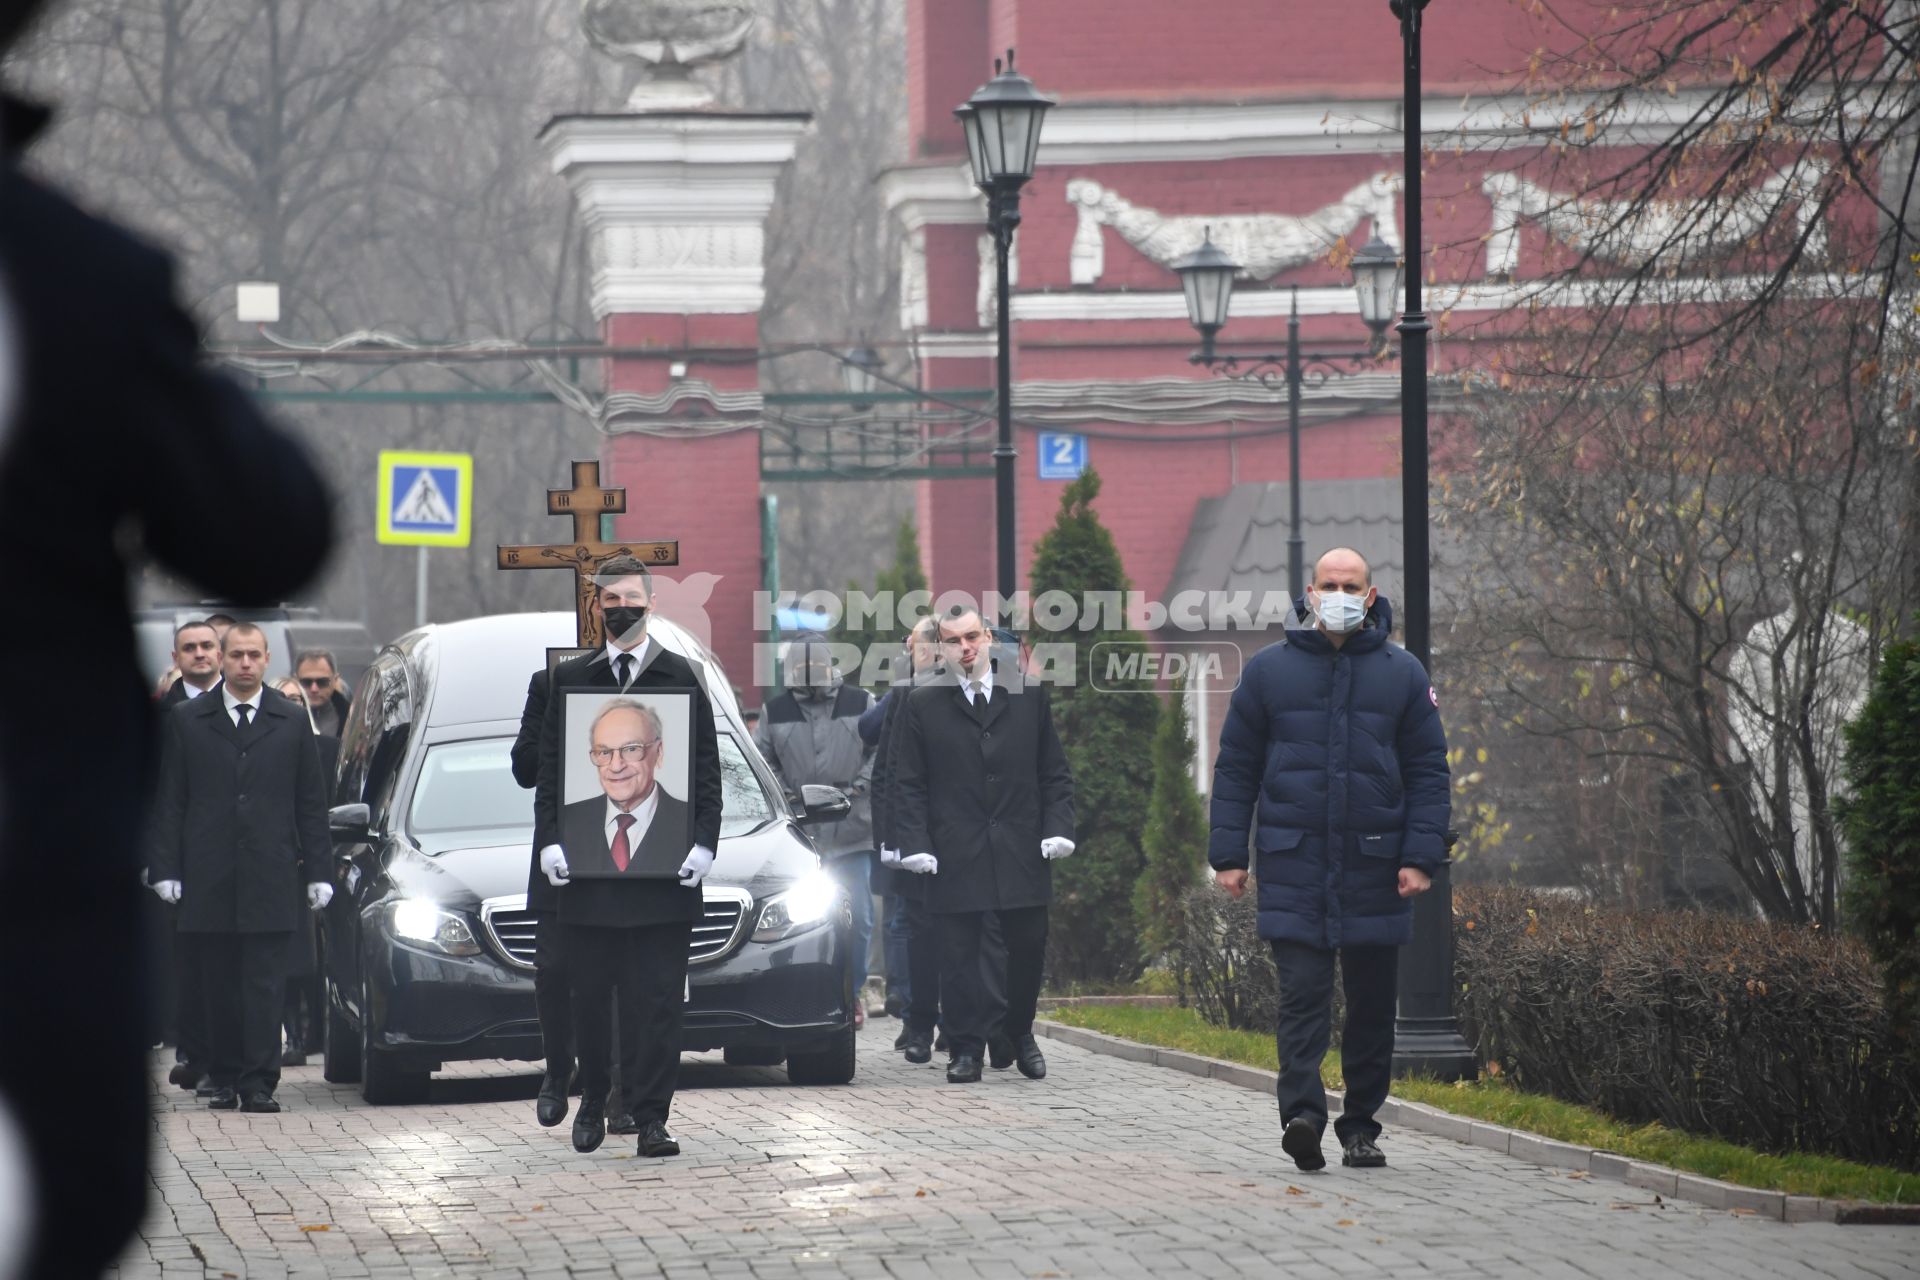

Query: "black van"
<box><xmin>318</xmin><ymin>611</ymin><xmax>857</xmax><ymax>1103</ymax></box>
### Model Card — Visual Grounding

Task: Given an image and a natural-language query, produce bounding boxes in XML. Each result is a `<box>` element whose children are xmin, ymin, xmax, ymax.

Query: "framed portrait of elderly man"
<box><xmin>558</xmin><ymin>687</ymin><xmax>696</xmax><ymax>879</ymax></box>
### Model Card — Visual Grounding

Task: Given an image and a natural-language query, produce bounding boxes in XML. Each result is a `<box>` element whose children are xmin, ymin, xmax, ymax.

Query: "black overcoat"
<box><xmin>148</xmin><ymin>687</ymin><xmax>332</xmax><ymax>934</ymax></box>
<box><xmin>890</xmin><ymin>669</ymin><xmax>1076</xmax><ymax>915</ymax></box>
<box><xmin>533</xmin><ymin>643</ymin><xmax>723</xmax><ymax>928</ymax></box>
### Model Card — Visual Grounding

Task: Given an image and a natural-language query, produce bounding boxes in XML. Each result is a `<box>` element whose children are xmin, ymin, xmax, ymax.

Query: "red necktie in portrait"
<box><xmin>611</xmin><ymin>812</ymin><xmax>636</xmax><ymax>872</ymax></box>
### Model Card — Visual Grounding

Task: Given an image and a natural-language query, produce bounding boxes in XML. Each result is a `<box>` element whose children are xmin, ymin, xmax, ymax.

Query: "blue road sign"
<box><xmin>1037</xmin><ymin>432</ymin><xmax>1087</xmax><ymax>481</ymax></box>
<box><xmin>377</xmin><ymin>450</ymin><xmax>472</xmax><ymax>547</ymax></box>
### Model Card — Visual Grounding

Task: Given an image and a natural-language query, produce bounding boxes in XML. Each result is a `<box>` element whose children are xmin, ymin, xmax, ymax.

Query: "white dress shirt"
<box><xmin>179</xmin><ymin>679</ymin><xmax>212</xmax><ymax>700</ymax></box>
<box><xmin>221</xmin><ymin>684</ymin><xmax>263</xmax><ymax>727</ymax></box>
<box><xmin>962</xmin><ymin>666</ymin><xmax>995</xmax><ymax>704</ymax></box>
<box><xmin>605</xmin><ymin>635</ymin><xmax>653</xmax><ymax>688</ymax></box>
<box><xmin>605</xmin><ymin>786</ymin><xmax>660</xmax><ymax>853</ymax></box>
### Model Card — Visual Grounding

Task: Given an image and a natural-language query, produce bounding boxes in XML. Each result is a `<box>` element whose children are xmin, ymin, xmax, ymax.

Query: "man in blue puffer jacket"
<box><xmin>1208</xmin><ymin>547</ymin><xmax>1450</xmax><ymax>1173</ymax></box>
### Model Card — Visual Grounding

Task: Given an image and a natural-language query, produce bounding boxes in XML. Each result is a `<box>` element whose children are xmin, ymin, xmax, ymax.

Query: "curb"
<box><xmin>1032</xmin><ymin>1019</ymin><xmax>1919</xmax><ymax>1226</ymax></box>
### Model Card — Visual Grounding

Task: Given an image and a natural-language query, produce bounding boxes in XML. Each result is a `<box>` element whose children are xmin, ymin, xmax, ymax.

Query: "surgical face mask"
<box><xmin>602</xmin><ymin>604</ymin><xmax>648</xmax><ymax>643</ymax></box>
<box><xmin>1314</xmin><ymin>589</ymin><xmax>1367</xmax><ymax>634</ymax></box>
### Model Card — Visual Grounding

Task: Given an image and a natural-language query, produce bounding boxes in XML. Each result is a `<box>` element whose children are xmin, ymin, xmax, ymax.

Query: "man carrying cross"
<box><xmin>532</xmin><ymin>555</ymin><xmax>723</xmax><ymax>1159</ymax></box>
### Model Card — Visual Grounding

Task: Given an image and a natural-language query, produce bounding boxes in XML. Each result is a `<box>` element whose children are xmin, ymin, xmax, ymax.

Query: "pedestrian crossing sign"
<box><xmin>377</xmin><ymin>450</ymin><xmax>472</xmax><ymax>547</ymax></box>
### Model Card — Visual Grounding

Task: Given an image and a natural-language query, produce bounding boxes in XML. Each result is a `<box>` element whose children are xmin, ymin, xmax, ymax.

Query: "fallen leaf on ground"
<box><xmin>1285</xmin><ymin>1186</ymin><xmax>1306</xmax><ymax>1196</ymax></box>
<box><xmin>298</xmin><ymin>1225</ymin><xmax>331</xmax><ymax>1233</ymax></box>
<box><xmin>1336</xmin><ymin>1219</ymin><xmax>1356</xmax><ymax>1227</ymax></box>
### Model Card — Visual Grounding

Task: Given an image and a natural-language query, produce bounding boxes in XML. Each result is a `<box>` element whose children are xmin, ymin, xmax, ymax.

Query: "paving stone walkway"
<box><xmin>114</xmin><ymin>1030</ymin><xmax>1917</xmax><ymax>1279</ymax></box>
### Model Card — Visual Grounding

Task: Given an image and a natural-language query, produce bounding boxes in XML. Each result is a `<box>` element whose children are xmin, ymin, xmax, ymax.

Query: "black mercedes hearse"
<box><xmin>318</xmin><ymin>611</ymin><xmax>857</xmax><ymax>1103</ymax></box>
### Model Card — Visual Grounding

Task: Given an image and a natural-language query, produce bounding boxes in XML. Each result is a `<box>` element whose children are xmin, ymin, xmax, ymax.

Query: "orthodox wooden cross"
<box><xmin>496</xmin><ymin>459</ymin><xmax>678</xmax><ymax>648</ymax></box>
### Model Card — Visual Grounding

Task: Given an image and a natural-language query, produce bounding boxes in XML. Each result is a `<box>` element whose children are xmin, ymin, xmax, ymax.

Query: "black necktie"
<box><xmin>236</xmin><ymin>704</ymin><xmax>253</xmax><ymax>730</ymax></box>
<box><xmin>967</xmin><ymin>681</ymin><xmax>988</xmax><ymax>723</ymax></box>
<box><xmin>616</xmin><ymin>654</ymin><xmax>633</xmax><ymax>689</ymax></box>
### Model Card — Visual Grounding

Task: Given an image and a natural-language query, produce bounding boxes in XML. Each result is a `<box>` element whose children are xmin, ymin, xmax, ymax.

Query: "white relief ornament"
<box><xmin>1064</xmin><ymin>173</ymin><xmax>1400</xmax><ymax>286</ymax></box>
<box><xmin>1480</xmin><ymin>157</ymin><xmax>1831</xmax><ymax>278</ymax></box>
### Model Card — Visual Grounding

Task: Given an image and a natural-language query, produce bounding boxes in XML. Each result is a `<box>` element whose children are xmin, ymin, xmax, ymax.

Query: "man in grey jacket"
<box><xmin>754</xmin><ymin>632</ymin><xmax>876</xmax><ymax>1024</ymax></box>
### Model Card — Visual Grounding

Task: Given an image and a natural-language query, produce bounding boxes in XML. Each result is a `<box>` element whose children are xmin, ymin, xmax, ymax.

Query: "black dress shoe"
<box><xmin>946</xmin><ymin>1053</ymin><xmax>982</xmax><ymax>1084</ymax></box>
<box><xmin>194</xmin><ymin>1078</ymin><xmax>219</xmax><ymax>1099</ymax></box>
<box><xmin>607</xmin><ymin>1111</ymin><xmax>640</xmax><ymax>1136</ymax></box>
<box><xmin>903</xmin><ymin>1031</ymin><xmax>933</xmax><ymax>1064</ymax></box>
<box><xmin>1282</xmin><ymin>1117</ymin><xmax>1326</xmax><ymax>1171</ymax></box>
<box><xmin>571</xmin><ymin>1099</ymin><xmax>606</xmax><ymax>1153</ymax></box>
<box><xmin>893</xmin><ymin>1027</ymin><xmax>910</xmax><ymax>1050</ymax></box>
<box><xmin>987</xmin><ymin>1033</ymin><xmax>1015</xmax><ymax>1070</ymax></box>
<box><xmin>1014</xmin><ymin>1034</ymin><xmax>1047</xmax><ymax>1080</ymax></box>
<box><xmin>239</xmin><ymin>1093</ymin><xmax>280</xmax><ymax>1114</ymax></box>
<box><xmin>206</xmin><ymin>1087</ymin><xmax>239</xmax><ymax>1110</ymax></box>
<box><xmin>884</xmin><ymin>991</ymin><xmax>907</xmax><ymax>1018</ymax></box>
<box><xmin>535</xmin><ymin>1074</ymin><xmax>569</xmax><ymax>1128</ymax></box>
<box><xmin>280</xmin><ymin>1046</ymin><xmax>308</xmax><ymax>1068</ymax></box>
<box><xmin>637</xmin><ymin>1121</ymin><xmax>680</xmax><ymax>1158</ymax></box>
<box><xmin>1341</xmin><ymin>1135</ymin><xmax>1386</xmax><ymax>1168</ymax></box>
<box><xmin>168</xmin><ymin>1063</ymin><xmax>202</xmax><ymax>1089</ymax></box>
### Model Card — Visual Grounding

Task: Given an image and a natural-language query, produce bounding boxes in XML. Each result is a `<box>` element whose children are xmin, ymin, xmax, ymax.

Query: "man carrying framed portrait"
<box><xmin>532</xmin><ymin>556</ymin><xmax>723</xmax><ymax>1160</ymax></box>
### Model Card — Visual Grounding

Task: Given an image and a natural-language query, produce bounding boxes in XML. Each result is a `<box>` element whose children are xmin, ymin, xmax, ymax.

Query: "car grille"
<box><xmin>480</xmin><ymin>889</ymin><xmax>752</xmax><ymax>970</ymax></box>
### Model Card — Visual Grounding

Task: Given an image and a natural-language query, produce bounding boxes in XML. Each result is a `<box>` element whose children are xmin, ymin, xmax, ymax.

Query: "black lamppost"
<box><xmin>1388</xmin><ymin>0</ymin><xmax>1476</xmax><ymax>1082</ymax></box>
<box><xmin>957</xmin><ymin>50</ymin><xmax>1053</xmax><ymax>606</ymax></box>
<box><xmin>1173</xmin><ymin>231</ymin><xmax>1401</xmax><ymax>602</ymax></box>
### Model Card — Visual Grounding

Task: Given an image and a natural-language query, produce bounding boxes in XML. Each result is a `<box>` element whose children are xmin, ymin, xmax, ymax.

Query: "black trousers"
<box><xmin>532</xmin><ymin>913</ymin><xmax>574</xmax><ymax>1081</ymax></box>
<box><xmin>198</xmin><ymin>930</ymin><xmax>289</xmax><ymax>1097</ymax></box>
<box><xmin>173</xmin><ymin>920</ymin><xmax>209</xmax><ymax>1071</ymax></box>
<box><xmin>568</xmin><ymin>921</ymin><xmax>691</xmax><ymax>1125</ymax></box>
<box><xmin>1269</xmin><ymin>941</ymin><xmax>1398</xmax><ymax>1145</ymax></box>
<box><xmin>902</xmin><ymin>895</ymin><xmax>941</xmax><ymax>1034</ymax></box>
<box><xmin>936</xmin><ymin>905</ymin><xmax>1046</xmax><ymax>1059</ymax></box>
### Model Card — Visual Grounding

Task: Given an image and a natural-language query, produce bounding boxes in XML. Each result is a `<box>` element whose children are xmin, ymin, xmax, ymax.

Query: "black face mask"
<box><xmin>603</xmin><ymin>605</ymin><xmax>648</xmax><ymax>642</ymax></box>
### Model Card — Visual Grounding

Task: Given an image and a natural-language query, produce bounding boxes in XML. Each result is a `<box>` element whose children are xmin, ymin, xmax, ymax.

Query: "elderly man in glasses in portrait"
<box><xmin>561</xmin><ymin>698</ymin><xmax>690</xmax><ymax>879</ymax></box>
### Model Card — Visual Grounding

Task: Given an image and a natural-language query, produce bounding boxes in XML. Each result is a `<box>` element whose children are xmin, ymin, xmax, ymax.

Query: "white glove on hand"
<box><xmin>152</xmin><ymin>879</ymin><xmax>182</xmax><ymax>905</ymax></box>
<box><xmin>898</xmin><ymin>853</ymin><xmax>939</xmax><ymax>875</ymax></box>
<box><xmin>678</xmin><ymin>845</ymin><xmax>716</xmax><ymax>888</ymax></box>
<box><xmin>1040</xmin><ymin>837</ymin><xmax>1076</xmax><ymax>861</ymax></box>
<box><xmin>307</xmin><ymin>882</ymin><xmax>334</xmax><ymax>911</ymax></box>
<box><xmin>880</xmin><ymin>846</ymin><xmax>902</xmax><ymax>866</ymax></box>
<box><xmin>539</xmin><ymin>845</ymin><xmax>571</xmax><ymax>887</ymax></box>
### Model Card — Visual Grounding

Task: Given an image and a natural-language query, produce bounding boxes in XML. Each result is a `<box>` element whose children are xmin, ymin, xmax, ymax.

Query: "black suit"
<box><xmin>0</xmin><ymin>102</ymin><xmax>331</xmax><ymax>1278</ymax></box>
<box><xmin>510</xmin><ymin>670</ymin><xmax>578</xmax><ymax>1089</ymax></box>
<box><xmin>533</xmin><ymin>642</ymin><xmax>723</xmax><ymax>1125</ymax></box>
<box><xmin>892</xmin><ymin>670</ymin><xmax>1075</xmax><ymax>1058</ymax></box>
<box><xmin>149</xmin><ymin>689</ymin><xmax>331</xmax><ymax>1097</ymax></box>
<box><xmin>559</xmin><ymin>791</ymin><xmax>691</xmax><ymax>879</ymax></box>
<box><xmin>151</xmin><ymin>675</ymin><xmax>219</xmax><ymax>1065</ymax></box>
<box><xmin>162</xmin><ymin>676</ymin><xmax>221</xmax><ymax>708</ymax></box>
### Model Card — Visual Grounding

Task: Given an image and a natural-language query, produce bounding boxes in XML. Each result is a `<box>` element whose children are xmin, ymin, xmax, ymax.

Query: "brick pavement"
<box><xmin>113</xmin><ymin>1032</ymin><xmax>1917</xmax><ymax>1279</ymax></box>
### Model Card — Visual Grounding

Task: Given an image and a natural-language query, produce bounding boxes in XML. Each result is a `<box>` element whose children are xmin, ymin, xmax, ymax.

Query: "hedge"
<box><xmin>1454</xmin><ymin>886</ymin><xmax>1918</xmax><ymax>1170</ymax></box>
<box><xmin>1176</xmin><ymin>881</ymin><xmax>1920</xmax><ymax>1169</ymax></box>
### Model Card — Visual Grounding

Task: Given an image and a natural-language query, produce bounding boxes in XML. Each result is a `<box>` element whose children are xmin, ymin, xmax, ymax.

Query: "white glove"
<box><xmin>898</xmin><ymin>853</ymin><xmax>939</xmax><ymax>875</ymax></box>
<box><xmin>880</xmin><ymin>846</ymin><xmax>902</xmax><ymax>866</ymax></box>
<box><xmin>678</xmin><ymin>845</ymin><xmax>717</xmax><ymax>888</ymax></box>
<box><xmin>152</xmin><ymin>879</ymin><xmax>182</xmax><ymax>905</ymax></box>
<box><xmin>539</xmin><ymin>845</ymin><xmax>571</xmax><ymax>887</ymax></box>
<box><xmin>307</xmin><ymin>882</ymin><xmax>334</xmax><ymax>911</ymax></box>
<box><xmin>1041</xmin><ymin>837</ymin><xmax>1076</xmax><ymax>861</ymax></box>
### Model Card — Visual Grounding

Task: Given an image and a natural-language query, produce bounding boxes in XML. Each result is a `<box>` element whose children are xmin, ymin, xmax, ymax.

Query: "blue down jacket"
<box><xmin>1207</xmin><ymin>597</ymin><xmax>1450</xmax><ymax>948</ymax></box>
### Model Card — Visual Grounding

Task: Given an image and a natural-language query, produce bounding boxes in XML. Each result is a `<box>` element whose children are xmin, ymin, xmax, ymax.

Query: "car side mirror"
<box><xmin>329</xmin><ymin>802</ymin><xmax>374</xmax><ymax>842</ymax></box>
<box><xmin>796</xmin><ymin>785</ymin><xmax>851</xmax><ymax>826</ymax></box>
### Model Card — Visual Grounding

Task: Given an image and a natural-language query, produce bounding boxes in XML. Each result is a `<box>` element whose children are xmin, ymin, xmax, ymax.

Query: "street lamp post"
<box><xmin>1173</xmin><ymin>232</ymin><xmax>1401</xmax><ymax>603</ymax></box>
<box><xmin>957</xmin><ymin>50</ymin><xmax>1053</xmax><ymax>608</ymax></box>
<box><xmin>1388</xmin><ymin>0</ymin><xmax>1476</xmax><ymax>1083</ymax></box>
<box><xmin>841</xmin><ymin>341</ymin><xmax>883</xmax><ymax>398</ymax></box>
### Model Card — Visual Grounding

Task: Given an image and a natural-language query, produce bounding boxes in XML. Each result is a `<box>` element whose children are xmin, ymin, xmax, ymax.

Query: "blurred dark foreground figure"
<box><xmin>0</xmin><ymin>2</ymin><xmax>334</xmax><ymax>1272</ymax></box>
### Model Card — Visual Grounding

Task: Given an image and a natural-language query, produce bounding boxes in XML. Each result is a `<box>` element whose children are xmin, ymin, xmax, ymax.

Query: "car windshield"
<box><xmin>407</xmin><ymin>733</ymin><xmax>776</xmax><ymax>853</ymax></box>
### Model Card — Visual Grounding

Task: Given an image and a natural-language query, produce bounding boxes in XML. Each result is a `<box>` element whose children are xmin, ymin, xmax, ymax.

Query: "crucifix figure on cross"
<box><xmin>496</xmin><ymin>459</ymin><xmax>678</xmax><ymax>648</ymax></box>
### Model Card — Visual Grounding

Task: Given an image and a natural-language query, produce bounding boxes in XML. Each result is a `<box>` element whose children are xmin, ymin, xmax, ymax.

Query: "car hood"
<box><xmin>384</xmin><ymin>818</ymin><xmax>823</xmax><ymax>907</ymax></box>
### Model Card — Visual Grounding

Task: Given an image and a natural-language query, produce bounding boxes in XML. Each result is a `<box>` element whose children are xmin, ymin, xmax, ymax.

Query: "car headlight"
<box><xmin>752</xmin><ymin>872</ymin><xmax>842</xmax><ymax>943</ymax></box>
<box><xmin>387</xmin><ymin>899</ymin><xmax>481</xmax><ymax>957</ymax></box>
